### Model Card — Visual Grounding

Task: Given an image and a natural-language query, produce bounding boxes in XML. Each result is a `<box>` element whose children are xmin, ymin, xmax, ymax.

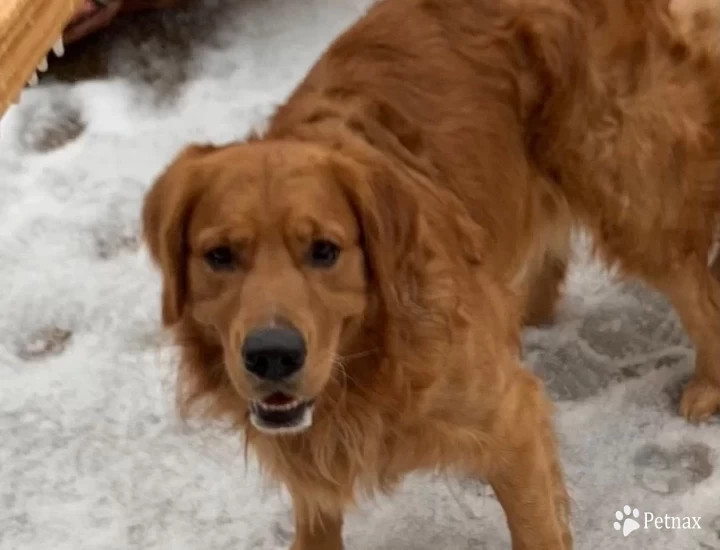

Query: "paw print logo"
<box><xmin>614</xmin><ymin>505</ymin><xmax>641</xmax><ymax>537</ymax></box>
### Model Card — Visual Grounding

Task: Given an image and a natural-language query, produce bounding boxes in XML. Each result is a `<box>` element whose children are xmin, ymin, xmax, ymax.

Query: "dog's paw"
<box><xmin>680</xmin><ymin>379</ymin><xmax>720</xmax><ymax>422</ymax></box>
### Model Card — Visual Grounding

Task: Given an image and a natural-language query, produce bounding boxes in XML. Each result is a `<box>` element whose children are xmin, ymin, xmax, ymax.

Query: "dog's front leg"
<box><xmin>290</xmin><ymin>494</ymin><xmax>344</xmax><ymax>550</ymax></box>
<box><xmin>484</xmin><ymin>368</ymin><xmax>573</xmax><ymax>550</ymax></box>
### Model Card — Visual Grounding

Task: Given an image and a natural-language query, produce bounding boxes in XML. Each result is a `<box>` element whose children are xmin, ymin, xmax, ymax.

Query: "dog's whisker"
<box><xmin>337</xmin><ymin>348</ymin><xmax>380</xmax><ymax>361</ymax></box>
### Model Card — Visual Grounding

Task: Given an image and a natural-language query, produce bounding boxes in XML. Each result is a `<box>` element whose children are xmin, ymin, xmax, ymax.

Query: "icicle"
<box><xmin>52</xmin><ymin>37</ymin><xmax>65</xmax><ymax>57</ymax></box>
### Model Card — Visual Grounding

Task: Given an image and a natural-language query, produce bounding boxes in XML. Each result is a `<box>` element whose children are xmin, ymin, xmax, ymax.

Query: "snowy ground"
<box><xmin>0</xmin><ymin>0</ymin><xmax>718</xmax><ymax>549</ymax></box>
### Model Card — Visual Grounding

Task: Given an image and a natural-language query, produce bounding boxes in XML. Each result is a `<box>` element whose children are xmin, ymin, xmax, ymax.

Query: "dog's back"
<box><xmin>270</xmin><ymin>0</ymin><xmax>720</xmax><ymax>294</ymax></box>
<box><xmin>544</xmin><ymin>0</ymin><xmax>720</xmax><ymax>267</ymax></box>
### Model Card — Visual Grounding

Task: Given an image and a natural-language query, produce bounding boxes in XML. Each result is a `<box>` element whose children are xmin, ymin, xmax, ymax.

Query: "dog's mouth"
<box><xmin>249</xmin><ymin>392</ymin><xmax>315</xmax><ymax>435</ymax></box>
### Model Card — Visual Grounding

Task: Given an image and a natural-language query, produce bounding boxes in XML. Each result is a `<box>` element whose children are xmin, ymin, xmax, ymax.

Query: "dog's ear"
<box><xmin>142</xmin><ymin>144</ymin><xmax>217</xmax><ymax>326</ymax></box>
<box><xmin>332</xmin><ymin>153</ymin><xmax>489</xmax><ymax>360</ymax></box>
<box><xmin>333</xmin><ymin>99</ymin><xmax>428</xmax><ymax>312</ymax></box>
<box><xmin>332</xmin><ymin>155</ymin><xmax>423</xmax><ymax>318</ymax></box>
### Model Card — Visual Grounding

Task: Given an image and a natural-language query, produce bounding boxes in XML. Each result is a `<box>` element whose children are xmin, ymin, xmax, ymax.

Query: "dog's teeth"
<box><xmin>37</xmin><ymin>57</ymin><xmax>48</xmax><ymax>72</ymax></box>
<box><xmin>52</xmin><ymin>38</ymin><xmax>65</xmax><ymax>57</ymax></box>
<box><xmin>27</xmin><ymin>71</ymin><xmax>39</xmax><ymax>87</ymax></box>
<box><xmin>256</xmin><ymin>400</ymin><xmax>301</xmax><ymax>412</ymax></box>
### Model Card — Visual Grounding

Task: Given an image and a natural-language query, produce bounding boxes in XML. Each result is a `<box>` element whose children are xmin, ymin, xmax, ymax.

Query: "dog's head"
<box><xmin>143</xmin><ymin>139</ymin><xmax>426</xmax><ymax>435</ymax></box>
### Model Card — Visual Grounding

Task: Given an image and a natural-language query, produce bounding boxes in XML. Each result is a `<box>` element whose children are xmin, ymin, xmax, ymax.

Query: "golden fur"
<box><xmin>142</xmin><ymin>0</ymin><xmax>720</xmax><ymax>548</ymax></box>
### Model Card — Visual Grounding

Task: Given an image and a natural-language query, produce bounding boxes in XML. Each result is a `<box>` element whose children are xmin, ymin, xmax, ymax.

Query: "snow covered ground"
<box><xmin>0</xmin><ymin>0</ymin><xmax>718</xmax><ymax>548</ymax></box>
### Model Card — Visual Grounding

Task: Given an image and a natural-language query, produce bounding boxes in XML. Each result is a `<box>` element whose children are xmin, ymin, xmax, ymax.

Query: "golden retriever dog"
<box><xmin>142</xmin><ymin>0</ymin><xmax>720</xmax><ymax>548</ymax></box>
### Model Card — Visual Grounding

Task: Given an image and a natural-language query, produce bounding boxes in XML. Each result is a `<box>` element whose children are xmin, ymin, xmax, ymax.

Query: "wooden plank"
<box><xmin>0</xmin><ymin>0</ymin><xmax>83</xmax><ymax>118</ymax></box>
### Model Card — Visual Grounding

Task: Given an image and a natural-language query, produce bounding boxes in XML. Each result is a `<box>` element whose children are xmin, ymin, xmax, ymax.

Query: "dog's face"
<box><xmin>143</xmin><ymin>141</ymin><xmax>404</xmax><ymax>435</ymax></box>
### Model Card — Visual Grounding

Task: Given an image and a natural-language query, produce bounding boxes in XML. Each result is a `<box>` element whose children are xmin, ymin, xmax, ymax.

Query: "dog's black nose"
<box><xmin>242</xmin><ymin>326</ymin><xmax>307</xmax><ymax>381</ymax></box>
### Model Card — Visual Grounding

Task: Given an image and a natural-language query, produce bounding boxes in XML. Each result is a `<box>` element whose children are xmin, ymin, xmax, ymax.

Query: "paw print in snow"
<box><xmin>614</xmin><ymin>505</ymin><xmax>641</xmax><ymax>537</ymax></box>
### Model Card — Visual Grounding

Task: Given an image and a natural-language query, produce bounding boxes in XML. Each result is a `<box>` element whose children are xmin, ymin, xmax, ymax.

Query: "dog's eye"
<box><xmin>308</xmin><ymin>239</ymin><xmax>341</xmax><ymax>268</ymax></box>
<box><xmin>204</xmin><ymin>246</ymin><xmax>236</xmax><ymax>270</ymax></box>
